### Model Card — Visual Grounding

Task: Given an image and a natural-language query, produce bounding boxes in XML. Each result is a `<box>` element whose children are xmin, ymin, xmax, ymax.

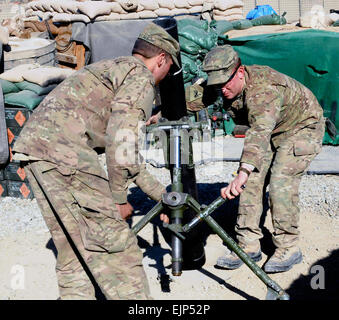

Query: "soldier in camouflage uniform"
<box><xmin>12</xmin><ymin>23</ymin><xmax>180</xmax><ymax>299</ymax></box>
<box><xmin>202</xmin><ymin>45</ymin><xmax>325</xmax><ymax>273</ymax></box>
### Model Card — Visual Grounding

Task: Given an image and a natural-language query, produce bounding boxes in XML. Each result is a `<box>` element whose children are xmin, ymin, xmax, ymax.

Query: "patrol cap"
<box><xmin>138</xmin><ymin>22</ymin><xmax>180</xmax><ymax>69</ymax></box>
<box><xmin>202</xmin><ymin>45</ymin><xmax>240</xmax><ymax>86</ymax></box>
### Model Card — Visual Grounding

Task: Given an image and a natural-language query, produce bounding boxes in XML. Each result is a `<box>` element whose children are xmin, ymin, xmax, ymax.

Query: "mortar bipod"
<box><xmin>132</xmin><ymin>117</ymin><xmax>289</xmax><ymax>300</ymax></box>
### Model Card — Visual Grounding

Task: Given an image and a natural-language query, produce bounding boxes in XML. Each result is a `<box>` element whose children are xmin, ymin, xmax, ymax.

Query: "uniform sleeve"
<box><xmin>105</xmin><ymin>71</ymin><xmax>165</xmax><ymax>204</ymax></box>
<box><xmin>241</xmin><ymin>87</ymin><xmax>282</xmax><ymax>172</ymax></box>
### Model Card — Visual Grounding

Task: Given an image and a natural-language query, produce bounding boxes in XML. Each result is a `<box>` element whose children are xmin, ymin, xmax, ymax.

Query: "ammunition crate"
<box><xmin>0</xmin><ymin>180</ymin><xmax>7</xmax><ymax>197</ymax></box>
<box><xmin>7</xmin><ymin>127</ymin><xmax>22</xmax><ymax>148</ymax></box>
<box><xmin>0</xmin><ymin>168</ymin><xmax>4</xmax><ymax>181</ymax></box>
<box><xmin>4</xmin><ymin>162</ymin><xmax>28</xmax><ymax>181</ymax></box>
<box><xmin>5</xmin><ymin>107</ymin><xmax>32</xmax><ymax>128</ymax></box>
<box><xmin>6</xmin><ymin>180</ymin><xmax>34</xmax><ymax>199</ymax></box>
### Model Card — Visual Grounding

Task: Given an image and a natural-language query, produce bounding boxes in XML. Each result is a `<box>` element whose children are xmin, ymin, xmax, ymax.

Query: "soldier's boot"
<box><xmin>216</xmin><ymin>241</ymin><xmax>262</xmax><ymax>270</ymax></box>
<box><xmin>264</xmin><ymin>247</ymin><xmax>302</xmax><ymax>273</ymax></box>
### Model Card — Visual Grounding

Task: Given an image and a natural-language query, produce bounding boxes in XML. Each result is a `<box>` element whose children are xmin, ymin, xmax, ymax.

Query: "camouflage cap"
<box><xmin>202</xmin><ymin>45</ymin><xmax>240</xmax><ymax>86</ymax></box>
<box><xmin>138</xmin><ymin>22</ymin><xmax>180</xmax><ymax>69</ymax></box>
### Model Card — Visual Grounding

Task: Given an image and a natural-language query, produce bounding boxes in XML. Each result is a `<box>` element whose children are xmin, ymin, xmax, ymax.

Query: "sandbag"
<box><xmin>214</xmin><ymin>0</ymin><xmax>244</xmax><ymax>11</ymax></box>
<box><xmin>210</xmin><ymin>19</ymin><xmax>234</xmax><ymax>34</ymax></box>
<box><xmin>158</xmin><ymin>0</ymin><xmax>175</xmax><ymax>10</ymax></box>
<box><xmin>179</xmin><ymin>36</ymin><xmax>202</xmax><ymax>55</ymax></box>
<box><xmin>4</xmin><ymin>90</ymin><xmax>46</xmax><ymax>111</ymax></box>
<box><xmin>0</xmin><ymin>63</ymin><xmax>40</xmax><ymax>82</ymax></box>
<box><xmin>178</xmin><ymin>25</ymin><xmax>218</xmax><ymax>50</ymax></box>
<box><xmin>181</xmin><ymin>52</ymin><xmax>199</xmax><ymax>74</ymax></box>
<box><xmin>333</xmin><ymin>20</ymin><xmax>339</xmax><ymax>27</ymax></box>
<box><xmin>177</xmin><ymin>18</ymin><xmax>209</xmax><ymax>31</ymax></box>
<box><xmin>251</xmin><ymin>13</ymin><xmax>287</xmax><ymax>26</ymax></box>
<box><xmin>231</xmin><ymin>19</ymin><xmax>253</xmax><ymax>29</ymax></box>
<box><xmin>77</xmin><ymin>1</ymin><xmax>112</xmax><ymax>20</ymax></box>
<box><xmin>0</xmin><ymin>79</ymin><xmax>20</xmax><ymax>94</ymax></box>
<box><xmin>15</xmin><ymin>81</ymin><xmax>58</xmax><ymax>96</ymax></box>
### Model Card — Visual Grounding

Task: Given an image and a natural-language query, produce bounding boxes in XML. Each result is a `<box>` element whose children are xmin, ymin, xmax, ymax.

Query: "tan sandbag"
<box><xmin>119</xmin><ymin>12</ymin><xmax>140</xmax><ymax>20</ymax></box>
<box><xmin>214</xmin><ymin>0</ymin><xmax>243</xmax><ymax>11</ymax></box>
<box><xmin>214</xmin><ymin>13</ymin><xmax>243</xmax><ymax>21</ymax></box>
<box><xmin>0</xmin><ymin>63</ymin><xmax>40</xmax><ymax>83</ymax></box>
<box><xmin>300</xmin><ymin>5</ymin><xmax>332</xmax><ymax>29</ymax></box>
<box><xmin>188</xmin><ymin>6</ymin><xmax>203</xmax><ymax>13</ymax></box>
<box><xmin>109</xmin><ymin>2</ymin><xmax>127</xmax><ymax>14</ymax></box>
<box><xmin>155</xmin><ymin>8</ymin><xmax>172</xmax><ymax>16</ymax></box>
<box><xmin>117</xmin><ymin>0</ymin><xmax>138</xmax><ymax>12</ymax></box>
<box><xmin>139</xmin><ymin>0</ymin><xmax>159</xmax><ymax>11</ymax></box>
<box><xmin>174</xmin><ymin>0</ymin><xmax>190</xmax><ymax>9</ymax></box>
<box><xmin>94</xmin><ymin>12</ymin><xmax>121</xmax><ymax>21</ymax></box>
<box><xmin>50</xmin><ymin>1</ymin><xmax>65</xmax><ymax>13</ymax></box>
<box><xmin>22</xmin><ymin>66</ymin><xmax>75</xmax><ymax>87</ymax></box>
<box><xmin>158</xmin><ymin>0</ymin><xmax>175</xmax><ymax>10</ymax></box>
<box><xmin>31</xmin><ymin>1</ymin><xmax>45</xmax><ymax>12</ymax></box>
<box><xmin>25</xmin><ymin>8</ymin><xmax>34</xmax><ymax>17</ymax></box>
<box><xmin>138</xmin><ymin>10</ymin><xmax>158</xmax><ymax>18</ymax></box>
<box><xmin>0</xmin><ymin>26</ymin><xmax>9</xmax><ymax>45</ymax></box>
<box><xmin>214</xmin><ymin>7</ymin><xmax>243</xmax><ymax>16</ymax></box>
<box><xmin>52</xmin><ymin>13</ymin><xmax>72</xmax><ymax>23</ymax></box>
<box><xmin>188</xmin><ymin>0</ymin><xmax>204</xmax><ymax>5</ymax></box>
<box><xmin>69</xmin><ymin>14</ymin><xmax>91</xmax><ymax>23</ymax></box>
<box><xmin>77</xmin><ymin>1</ymin><xmax>113</xmax><ymax>20</ymax></box>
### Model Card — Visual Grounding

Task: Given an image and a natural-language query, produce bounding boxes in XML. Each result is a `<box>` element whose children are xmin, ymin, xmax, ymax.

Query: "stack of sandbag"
<box><xmin>24</xmin><ymin>0</ymin><xmax>211</xmax><ymax>23</ymax></box>
<box><xmin>212</xmin><ymin>0</ymin><xmax>244</xmax><ymax>21</ymax></box>
<box><xmin>0</xmin><ymin>63</ymin><xmax>75</xmax><ymax>111</ymax></box>
<box><xmin>299</xmin><ymin>5</ymin><xmax>333</xmax><ymax>29</ymax></box>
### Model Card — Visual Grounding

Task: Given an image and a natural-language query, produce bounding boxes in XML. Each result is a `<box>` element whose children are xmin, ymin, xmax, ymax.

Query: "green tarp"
<box><xmin>226</xmin><ymin>29</ymin><xmax>339</xmax><ymax>145</ymax></box>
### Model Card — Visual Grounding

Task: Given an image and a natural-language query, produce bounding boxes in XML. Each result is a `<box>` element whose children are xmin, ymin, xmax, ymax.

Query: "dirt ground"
<box><xmin>0</xmin><ymin>204</ymin><xmax>338</xmax><ymax>301</ymax></box>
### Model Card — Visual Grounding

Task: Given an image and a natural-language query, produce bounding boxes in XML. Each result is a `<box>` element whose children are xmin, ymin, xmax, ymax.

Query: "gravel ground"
<box><xmin>0</xmin><ymin>159</ymin><xmax>338</xmax><ymax>300</ymax></box>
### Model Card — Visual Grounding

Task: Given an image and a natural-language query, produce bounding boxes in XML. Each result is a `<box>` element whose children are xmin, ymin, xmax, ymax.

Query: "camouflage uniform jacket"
<box><xmin>13</xmin><ymin>56</ymin><xmax>165</xmax><ymax>203</ymax></box>
<box><xmin>225</xmin><ymin>65</ymin><xmax>324</xmax><ymax>172</ymax></box>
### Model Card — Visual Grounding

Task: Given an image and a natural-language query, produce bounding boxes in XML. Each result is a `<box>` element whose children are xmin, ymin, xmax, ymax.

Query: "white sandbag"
<box><xmin>155</xmin><ymin>8</ymin><xmax>172</xmax><ymax>16</ymax></box>
<box><xmin>22</xmin><ymin>66</ymin><xmax>75</xmax><ymax>87</ymax></box>
<box><xmin>188</xmin><ymin>6</ymin><xmax>203</xmax><ymax>13</ymax></box>
<box><xmin>117</xmin><ymin>0</ymin><xmax>138</xmax><ymax>12</ymax></box>
<box><xmin>329</xmin><ymin>12</ymin><xmax>339</xmax><ymax>23</ymax></box>
<box><xmin>41</xmin><ymin>0</ymin><xmax>54</xmax><ymax>12</ymax></box>
<box><xmin>214</xmin><ymin>13</ymin><xmax>243</xmax><ymax>21</ymax></box>
<box><xmin>0</xmin><ymin>63</ymin><xmax>40</xmax><ymax>82</ymax></box>
<box><xmin>174</xmin><ymin>0</ymin><xmax>190</xmax><ymax>9</ymax></box>
<box><xmin>77</xmin><ymin>1</ymin><xmax>113</xmax><ymax>20</ymax></box>
<box><xmin>158</xmin><ymin>0</ymin><xmax>175</xmax><ymax>10</ymax></box>
<box><xmin>214</xmin><ymin>0</ymin><xmax>243</xmax><ymax>11</ymax></box>
<box><xmin>300</xmin><ymin>5</ymin><xmax>332</xmax><ymax>29</ymax></box>
<box><xmin>69</xmin><ymin>14</ymin><xmax>91</xmax><ymax>23</ymax></box>
<box><xmin>109</xmin><ymin>2</ymin><xmax>127</xmax><ymax>14</ymax></box>
<box><xmin>25</xmin><ymin>8</ymin><xmax>34</xmax><ymax>17</ymax></box>
<box><xmin>139</xmin><ymin>0</ymin><xmax>159</xmax><ymax>11</ymax></box>
<box><xmin>171</xmin><ymin>8</ymin><xmax>190</xmax><ymax>15</ymax></box>
<box><xmin>138</xmin><ymin>10</ymin><xmax>158</xmax><ymax>18</ymax></box>
<box><xmin>94</xmin><ymin>12</ymin><xmax>121</xmax><ymax>21</ymax></box>
<box><xmin>119</xmin><ymin>12</ymin><xmax>140</xmax><ymax>20</ymax></box>
<box><xmin>31</xmin><ymin>1</ymin><xmax>44</xmax><ymax>12</ymax></box>
<box><xmin>214</xmin><ymin>7</ymin><xmax>243</xmax><ymax>16</ymax></box>
<box><xmin>60</xmin><ymin>1</ymin><xmax>79</xmax><ymax>14</ymax></box>
<box><xmin>188</xmin><ymin>0</ymin><xmax>204</xmax><ymax>6</ymax></box>
<box><xmin>52</xmin><ymin>12</ymin><xmax>72</xmax><ymax>22</ymax></box>
<box><xmin>50</xmin><ymin>1</ymin><xmax>65</xmax><ymax>13</ymax></box>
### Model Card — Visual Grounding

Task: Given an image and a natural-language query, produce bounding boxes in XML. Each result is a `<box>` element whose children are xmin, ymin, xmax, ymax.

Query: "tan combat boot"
<box><xmin>264</xmin><ymin>247</ymin><xmax>302</xmax><ymax>273</ymax></box>
<box><xmin>216</xmin><ymin>242</ymin><xmax>262</xmax><ymax>270</ymax></box>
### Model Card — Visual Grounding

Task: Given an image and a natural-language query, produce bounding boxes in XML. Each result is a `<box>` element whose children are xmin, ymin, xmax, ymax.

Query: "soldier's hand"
<box><xmin>160</xmin><ymin>213</ymin><xmax>169</xmax><ymax>224</ymax></box>
<box><xmin>115</xmin><ymin>202</ymin><xmax>134</xmax><ymax>220</ymax></box>
<box><xmin>221</xmin><ymin>171</ymin><xmax>248</xmax><ymax>200</ymax></box>
<box><xmin>146</xmin><ymin>112</ymin><xmax>161</xmax><ymax>125</ymax></box>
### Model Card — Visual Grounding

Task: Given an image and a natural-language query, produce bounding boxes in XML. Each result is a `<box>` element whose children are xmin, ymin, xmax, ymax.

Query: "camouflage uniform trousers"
<box><xmin>26</xmin><ymin>160</ymin><xmax>151</xmax><ymax>300</ymax></box>
<box><xmin>236</xmin><ymin>119</ymin><xmax>325</xmax><ymax>249</ymax></box>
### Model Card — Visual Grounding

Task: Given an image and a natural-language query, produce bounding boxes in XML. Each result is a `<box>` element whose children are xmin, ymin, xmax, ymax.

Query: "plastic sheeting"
<box><xmin>226</xmin><ymin>29</ymin><xmax>339</xmax><ymax>145</ymax></box>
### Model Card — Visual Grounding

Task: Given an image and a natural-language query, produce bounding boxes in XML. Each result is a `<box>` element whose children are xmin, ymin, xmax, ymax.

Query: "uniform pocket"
<box><xmin>293</xmin><ymin>140</ymin><xmax>321</xmax><ymax>156</ymax></box>
<box><xmin>72</xmin><ymin>191</ymin><xmax>131</xmax><ymax>253</ymax></box>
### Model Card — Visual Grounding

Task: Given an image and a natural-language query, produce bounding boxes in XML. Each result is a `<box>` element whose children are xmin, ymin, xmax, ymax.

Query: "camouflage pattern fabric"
<box><xmin>138</xmin><ymin>22</ymin><xmax>180</xmax><ymax>69</ymax></box>
<box><xmin>13</xmin><ymin>56</ymin><xmax>165</xmax><ymax>204</ymax></box>
<box><xmin>226</xmin><ymin>65</ymin><xmax>325</xmax><ymax>248</ymax></box>
<box><xmin>185</xmin><ymin>83</ymin><xmax>205</xmax><ymax>112</ymax></box>
<box><xmin>26</xmin><ymin>161</ymin><xmax>150</xmax><ymax>300</ymax></box>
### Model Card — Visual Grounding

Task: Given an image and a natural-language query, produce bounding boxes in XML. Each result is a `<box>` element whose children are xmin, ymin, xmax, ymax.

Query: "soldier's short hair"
<box><xmin>132</xmin><ymin>38</ymin><xmax>171</xmax><ymax>62</ymax></box>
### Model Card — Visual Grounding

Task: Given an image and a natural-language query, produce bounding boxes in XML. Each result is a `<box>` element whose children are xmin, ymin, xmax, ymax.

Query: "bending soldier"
<box><xmin>12</xmin><ymin>23</ymin><xmax>179</xmax><ymax>299</ymax></box>
<box><xmin>202</xmin><ymin>45</ymin><xmax>325</xmax><ymax>273</ymax></box>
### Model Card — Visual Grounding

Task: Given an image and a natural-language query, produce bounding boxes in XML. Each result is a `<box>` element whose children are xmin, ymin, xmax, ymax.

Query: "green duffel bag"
<box><xmin>251</xmin><ymin>13</ymin><xmax>287</xmax><ymax>26</ymax></box>
<box><xmin>231</xmin><ymin>19</ymin><xmax>253</xmax><ymax>30</ymax></box>
<box><xmin>0</xmin><ymin>79</ymin><xmax>20</xmax><ymax>94</ymax></box>
<box><xmin>178</xmin><ymin>25</ymin><xmax>219</xmax><ymax>50</ymax></box>
<box><xmin>15</xmin><ymin>81</ymin><xmax>58</xmax><ymax>96</ymax></box>
<box><xmin>4</xmin><ymin>90</ymin><xmax>46</xmax><ymax>110</ymax></box>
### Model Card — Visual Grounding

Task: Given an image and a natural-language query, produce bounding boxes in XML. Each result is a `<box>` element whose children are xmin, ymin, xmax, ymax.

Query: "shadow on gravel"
<box><xmin>286</xmin><ymin>249</ymin><xmax>339</xmax><ymax>300</ymax></box>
